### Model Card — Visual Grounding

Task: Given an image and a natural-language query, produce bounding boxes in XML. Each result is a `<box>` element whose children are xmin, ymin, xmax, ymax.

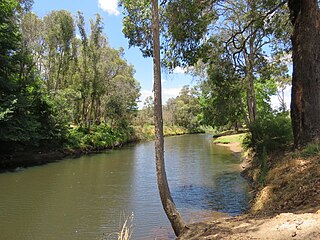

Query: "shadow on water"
<box><xmin>173</xmin><ymin>171</ymin><xmax>250</xmax><ymax>216</ymax></box>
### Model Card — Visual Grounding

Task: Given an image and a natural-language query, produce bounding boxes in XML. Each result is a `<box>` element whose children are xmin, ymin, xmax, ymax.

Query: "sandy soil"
<box><xmin>178</xmin><ymin>211</ymin><xmax>320</xmax><ymax>240</ymax></box>
<box><xmin>215</xmin><ymin>142</ymin><xmax>242</xmax><ymax>158</ymax></box>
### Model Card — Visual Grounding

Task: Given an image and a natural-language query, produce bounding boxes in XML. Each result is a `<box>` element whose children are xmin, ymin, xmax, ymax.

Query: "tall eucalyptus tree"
<box><xmin>152</xmin><ymin>0</ymin><xmax>186</xmax><ymax>235</ymax></box>
<box><xmin>43</xmin><ymin>10</ymin><xmax>75</xmax><ymax>94</ymax></box>
<box><xmin>288</xmin><ymin>0</ymin><xmax>320</xmax><ymax>147</ymax></box>
<box><xmin>121</xmin><ymin>0</ymin><xmax>186</xmax><ymax>236</ymax></box>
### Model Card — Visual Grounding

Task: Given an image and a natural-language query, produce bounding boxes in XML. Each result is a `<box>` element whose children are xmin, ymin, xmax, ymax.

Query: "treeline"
<box><xmin>135</xmin><ymin>85</ymin><xmax>201</xmax><ymax>131</ymax></box>
<box><xmin>21</xmin><ymin>10</ymin><xmax>140</xmax><ymax>129</ymax></box>
<box><xmin>0</xmin><ymin>0</ymin><xmax>140</xmax><ymax>154</ymax></box>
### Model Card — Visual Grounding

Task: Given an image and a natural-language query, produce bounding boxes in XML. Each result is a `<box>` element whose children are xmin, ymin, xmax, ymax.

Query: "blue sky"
<box><xmin>32</xmin><ymin>0</ymin><xmax>195</xmax><ymax>108</ymax></box>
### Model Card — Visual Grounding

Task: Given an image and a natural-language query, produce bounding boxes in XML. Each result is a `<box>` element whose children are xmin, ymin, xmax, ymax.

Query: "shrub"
<box><xmin>242</xmin><ymin>113</ymin><xmax>293</xmax><ymax>155</ymax></box>
<box><xmin>66</xmin><ymin>124</ymin><xmax>134</xmax><ymax>150</ymax></box>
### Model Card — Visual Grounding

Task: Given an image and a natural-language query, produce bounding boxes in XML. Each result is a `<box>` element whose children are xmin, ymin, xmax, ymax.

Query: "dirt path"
<box><xmin>178</xmin><ymin>211</ymin><xmax>320</xmax><ymax>239</ymax></box>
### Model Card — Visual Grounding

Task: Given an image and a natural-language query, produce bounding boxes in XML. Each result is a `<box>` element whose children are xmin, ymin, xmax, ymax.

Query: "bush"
<box><xmin>66</xmin><ymin>124</ymin><xmax>134</xmax><ymax>150</ymax></box>
<box><xmin>242</xmin><ymin>113</ymin><xmax>293</xmax><ymax>155</ymax></box>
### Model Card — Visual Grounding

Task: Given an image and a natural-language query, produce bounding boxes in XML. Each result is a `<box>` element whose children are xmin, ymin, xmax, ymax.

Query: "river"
<box><xmin>0</xmin><ymin>134</ymin><xmax>250</xmax><ymax>239</ymax></box>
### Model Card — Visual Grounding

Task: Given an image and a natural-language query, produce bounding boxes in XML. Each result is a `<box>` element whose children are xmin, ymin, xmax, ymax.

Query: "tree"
<box><xmin>200</xmin><ymin>57</ymin><xmax>245</xmax><ymax>131</ymax></box>
<box><xmin>164</xmin><ymin>86</ymin><xmax>201</xmax><ymax>129</ymax></box>
<box><xmin>151</xmin><ymin>0</ymin><xmax>186</xmax><ymax>236</ymax></box>
<box><xmin>288</xmin><ymin>1</ymin><xmax>320</xmax><ymax>147</ymax></box>
<box><xmin>0</xmin><ymin>0</ymin><xmax>66</xmax><ymax>153</ymax></box>
<box><xmin>43</xmin><ymin>10</ymin><xmax>75</xmax><ymax>94</ymax></box>
<box><xmin>120</xmin><ymin>0</ymin><xmax>186</xmax><ymax>235</ymax></box>
<box><xmin>20</xmin><ymin>12</ymin><xmax>45</xmax><ymax>72</ymax></box>
<box><xmin>75</xmin><ymin>11</ymin><xmax>90</xmax><ymax>125</ymax></box>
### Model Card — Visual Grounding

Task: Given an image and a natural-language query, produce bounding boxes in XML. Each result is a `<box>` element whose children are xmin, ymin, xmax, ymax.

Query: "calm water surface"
<box><xmin>0</xmin><ymin>134</ymin><xmax>250</xmax><ymax>239</ymax></box>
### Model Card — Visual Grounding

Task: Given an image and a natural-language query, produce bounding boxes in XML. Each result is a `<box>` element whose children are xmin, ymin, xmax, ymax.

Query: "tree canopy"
<box><xmin>0</xmin><ymin>0</ymin><xmax>141</xmax><ymax>153</ymax></box>
<box><xmin>121</xmin><ymin>0</ymin><xmax>320</xmax><ymax>147</ymax></box>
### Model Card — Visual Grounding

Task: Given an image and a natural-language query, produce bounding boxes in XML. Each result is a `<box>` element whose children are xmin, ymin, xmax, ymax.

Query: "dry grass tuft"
<box><xmin>102</xmin><ymin>212</ymin><xmax>134</xmax><ymax>240</ymax></box>
<box><xmin>117</xmin><ymin>212</ymin><xmax>134</xmax><ymax>240</ymax></box>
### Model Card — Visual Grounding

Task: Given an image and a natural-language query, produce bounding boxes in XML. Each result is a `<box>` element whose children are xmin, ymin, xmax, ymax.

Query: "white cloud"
<box><xmin>138</xmin><ymin>87</ymin><xmax>182</xmax><ymax>109</ymax></box>
<box><xmin>140</xmin><ymin>89</ymin><xmax>153</xmax><ymax>101</ymax></box>
<box><xmin>173</xmin><ymin>66</ymin><xmax>186</xmax><ymax>74</ymax></box>
<box><xmin>138</xmin><ymin>90</ymin><xmax>153</xmax><ymax>109</ymax></box>
<box><xmin>172</xmin><ymin>66</ymin><xmax>195</xmax><ymax>74</ymax></box>
<box><xmin>162</xmin><ymin>88</ymin><xmax>181</xmax><ymax>102</ymax></box>
<box><xmin>98</xmin><ymin>0</ymin><xmax>120</xmax><ymax>16</ymax></box>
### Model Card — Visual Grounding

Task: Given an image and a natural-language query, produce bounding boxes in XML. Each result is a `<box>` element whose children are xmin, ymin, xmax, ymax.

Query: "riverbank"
<box><xmin>178</xmin><ymin>134</ymin><xmax>320</xmax><ymax>239</ymax></box>
<box><xmin>0</xmin><ymin>125</ymin><xmax>203</xmax><ymax>172</ymax></box>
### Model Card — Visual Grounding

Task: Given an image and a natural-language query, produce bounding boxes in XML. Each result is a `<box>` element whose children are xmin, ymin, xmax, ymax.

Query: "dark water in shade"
<box><xmin>0</xmin><ymin>134</ymin><xmax>250</xmax><ymax>240</ymax></box>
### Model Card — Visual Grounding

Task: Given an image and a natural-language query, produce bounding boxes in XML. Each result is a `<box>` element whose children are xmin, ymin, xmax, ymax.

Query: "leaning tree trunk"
<box><xmin>151</xmin><ymin>0</ymin><xmax>186</xmax><ymax>237</ymax></box>
<box><xmin>289</xmin><ymin>0</ymin><xmax>320</xmax><ymax>147</ymax></box>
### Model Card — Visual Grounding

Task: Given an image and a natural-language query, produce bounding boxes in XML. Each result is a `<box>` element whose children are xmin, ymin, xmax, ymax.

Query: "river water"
<box><xmin>0</xmin><ymin>134</ymin><xmax>250</xmax><ymax>239</ymax></box>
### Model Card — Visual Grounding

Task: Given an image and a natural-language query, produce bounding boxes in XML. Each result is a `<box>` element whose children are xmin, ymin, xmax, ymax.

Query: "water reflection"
<box><xmin>0</xmin><ymin>134</ymin><xmax>250</xmax><ymax>240</ymax></box>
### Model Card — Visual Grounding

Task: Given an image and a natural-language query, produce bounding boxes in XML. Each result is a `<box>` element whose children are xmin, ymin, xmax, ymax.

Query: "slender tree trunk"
<box><xmin>82</xmin><ymin>96</ymin><xmax>87</xmax><ymax>127</ymax></box>
<box><xmin>248</xmin><ymin>34</ymin><xmax>257</xmax><ymax>123</ymax></box>
<box><xmin>95</xmin><ymin>98</ymin><xmax>101</xmax><ymax>124</ymax></box>
<box><xmin>289</xmin><ymin>0</ymin><xmax>320</xmax><ymax>147</ymax></box>
<box><xmin>151</xmin><ymin>0</ymin><xmax>186</xmax><ymax>237</ymax></box>
<box><xmin>88</xmin><ymin>94</ymin><xmax>95</xmax><ymax>130</ymax></box>
<box><xmin>54</xmin><ymin>50</ymin><xmax>64</xmax><ymax>96</ymax></box>
<box><xmin>244</xmin><ymin>57</ymin><xmax>257</xmax><ymax>124</ymax></box>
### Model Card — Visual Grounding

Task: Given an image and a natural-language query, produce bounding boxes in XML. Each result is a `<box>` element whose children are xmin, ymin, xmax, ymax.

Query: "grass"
<box><xmin>133</xmin><ymin>124</ymin><xmax>204</xmax><ymax>141</ymax></box>
<box><xmin>103</xmin><ymin>212</ymin><xmax>134</xmax><ymax>240</ymax></box>
<box><xmin>301</xmin><ymin>142</ymin><xmax>320</xmax><ymax>157</ymax></box>
<box><xmin>250</xmin><ymin>147</ymin><xmax>320</xmax><ymax>215</ymax></box>
<box><xmin>213</xmin><ymin>133</ymin><xmax>246</xmax><ymax>144</ymax></box>
<box><xmin>117</xmin><ymin>212</ymin><xmax>134</xmax><ymax>240</ymax></box>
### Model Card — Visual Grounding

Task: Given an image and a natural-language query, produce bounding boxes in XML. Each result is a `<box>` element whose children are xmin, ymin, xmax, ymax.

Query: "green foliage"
<box><xmin>301</xmin><ymin>142</ymin><xmax>320</xmax><ymax>157</ymax></box>
<box><xmin>0</xmin><ymin>1</ymin><xmax>142</xmax><ymax>157</ymax></box>
<box><xmin>132</xmin><ymin>124</ymin><xmax>196</xmax><ymax>142</ymax></box>
<box><xmin>0</xmin><ymin>0</ymin><xmax>20</xmax><ymax>86</ymax></box>
<box><xmin>164</xmin><ymin>85</ymin><xmax>202</xmax><ymax>129</ymax></box>
<box><xmin>42</xmin><ymin>10</ymin><xmax>75</xmax><ymax>93</ymax></box>
<box><xmin>0</xmin><ymin>0</ymin><xmax>67</xmax><ymax>153</ymax></box>
<box><xmin>0</xmin><ymin>77</ymin><xmax>68</xmax><ymax>152</ymax></box>
<box><xmin>162</xmin><ymin>0</ymin><xmax>216</xmax><ymax>68</ymax></box>
<box><xmin>66</xmin><ymin>124</ymin><xmax>134</xmax><ymax>150</ymax></box>
<box><xmin>135</xmin><ymin>86</ymin><xmax>201</xmax><ymax>130</ymax></box>
<box><xmin>255</xmin><ymin>78</ymin><xmax>277</xmax><ymax>116</ymax></box>
<box><xmin>199</xmin><ymin>51</ymin><xmax>244</xmax><ymax>130</ymax></box>
<box><xmin>21</xmin><ymin>10</ymin><xmax>140</xmax><ymax>128</ymax></box>
<box><xmin>242</xmin><ymin>113</ymin><xmax>293</xmax><ymax>155</ymax></box>
<box><xmin>119</xmin><ymin>0</ymin><xmax>153</xmax><ymax>57</ymax></box>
